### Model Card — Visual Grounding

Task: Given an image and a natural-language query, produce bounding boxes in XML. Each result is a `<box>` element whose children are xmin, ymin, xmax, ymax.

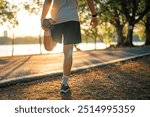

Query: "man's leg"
<box><xmin>62</xmin><ymin>44</ymin><xmax>73</xmax><ymax>85</ymax></box>
<box><xmin>63</xmin><ymin>44</ymin><xmax>73</xmax><ymax>76</ymax></box>
<box><xmin>61</xmin><ymin>44</ymin><xmax>73</xmax><ymax>93</ymax></box>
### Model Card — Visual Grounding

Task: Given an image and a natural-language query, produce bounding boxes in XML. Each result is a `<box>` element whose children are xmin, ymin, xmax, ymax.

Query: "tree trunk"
<box><xmin>94</xmin><ymin>37</ymin><xmax>96</xmax><ymax>50</ymax></box>
<box><xmin>39</xmin><ymin>29</ymin><xmax>42</xmax><ymax>54</ymax></box>
<box><xmin>114</xmin><ymin>9</ymin><xmax>124</xmax><ymax>46</ymax></box>
<box><xmin>94</xmin><ymin>28</ymin><xmax>98</xmax><ymax>50</ymax></box>
<box><xmin>12</xmin><ymin>31</ymin><xmax>15</xmax><ymax>56</ymax></box>
<box><xmin>85</xmin><ymin>37</ymin><xmax>88</xmax><ymax>44</ymax></box>
<box><xmin>123</xmin><ymin>23</ymin><xmax>134</xmax><ymax>47</ymax></box>
<box><xmin>145</xmin><ymin>16</ymin><xmax>150</xmax><ymax>45</ymax></box>
<box><xmin>116</xmin><ymin>25</ymin><xmax>124</xmax><ymax>46</ymax></box>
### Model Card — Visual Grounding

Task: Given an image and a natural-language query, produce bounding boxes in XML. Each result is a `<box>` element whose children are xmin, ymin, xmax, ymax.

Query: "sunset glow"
<box><xmin>0</xmin><ymin>0</ymin><xmax>43</xmax><ymax>37</ymax></box>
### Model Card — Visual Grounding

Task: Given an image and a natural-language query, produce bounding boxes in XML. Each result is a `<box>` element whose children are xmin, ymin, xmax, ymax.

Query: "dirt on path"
<box><xmin>0</xmin><ymin>56</ymin><xmax>150</xmax><ymax>100</ymax></box>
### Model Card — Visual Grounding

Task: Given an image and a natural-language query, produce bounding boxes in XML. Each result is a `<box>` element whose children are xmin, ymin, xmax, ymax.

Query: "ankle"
<box><xmin>62</xmin><ymin>75</ymin><xmax>70</xmax><ymax>86</ymax></box>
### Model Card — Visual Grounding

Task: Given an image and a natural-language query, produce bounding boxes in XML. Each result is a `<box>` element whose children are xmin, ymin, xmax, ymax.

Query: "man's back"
<box><xmin>51</xmin><ymin>0</ymin><xmax>79</xmax><ymax>24</ymax></box>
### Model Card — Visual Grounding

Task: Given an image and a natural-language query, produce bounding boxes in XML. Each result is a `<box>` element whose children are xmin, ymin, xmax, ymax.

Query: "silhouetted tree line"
<box><xmin>0</xmin><ymin>36</ymin><xmax>39</xmax><ymax>44</ymax></box>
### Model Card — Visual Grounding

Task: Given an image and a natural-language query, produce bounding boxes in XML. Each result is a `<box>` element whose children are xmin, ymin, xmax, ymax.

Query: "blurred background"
<box><xmin>0</xmin><ymin>0</ymin><xmax>150</xmax><ymax>57</ymax></box>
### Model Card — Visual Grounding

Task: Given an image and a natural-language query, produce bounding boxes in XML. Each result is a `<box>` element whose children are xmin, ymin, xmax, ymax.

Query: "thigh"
<box><xmin>62</xmin><ymin>21</ymin><xmax>82</xmax><ymax>45</ymax></box>
<box><xmin>51</xmin><ymin>23</ymin><xmax>63</xmax><ymax>43</ymax></box>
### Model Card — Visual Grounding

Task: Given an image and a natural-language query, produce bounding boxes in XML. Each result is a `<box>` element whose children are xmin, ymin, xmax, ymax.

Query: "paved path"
<box><xmin>0</xmin><ymin>47</ymin><xmax>150</xmax><ymax>86</ymax></box>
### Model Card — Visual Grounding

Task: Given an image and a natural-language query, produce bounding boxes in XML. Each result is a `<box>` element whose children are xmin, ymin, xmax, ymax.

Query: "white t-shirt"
<box><xmin>50</xmin><ymin>0</ymin><xmax>79</xmax><ymax>24</ymax></box>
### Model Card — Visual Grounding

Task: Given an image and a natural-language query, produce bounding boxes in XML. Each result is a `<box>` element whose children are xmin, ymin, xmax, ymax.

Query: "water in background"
<box><xmin>0</xmin><ymin>42</ymin><xmax>145</xmax><ymax>57</ymax></box>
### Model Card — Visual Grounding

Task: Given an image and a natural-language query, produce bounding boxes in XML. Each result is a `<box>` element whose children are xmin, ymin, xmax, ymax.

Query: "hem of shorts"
<box><xmin>64</xmin><ymin>41</ymin><xmax>82</xmax><ymax>45</ymax></box>
<box><xmin>54</xmin><ymin>20</ymin><xmax>79</xmax><ymax>24</ymax></box>
<box><xmin>55</xmin><ymin>41</ymin><xmax>81</xmax><ymax>45</ymax></box>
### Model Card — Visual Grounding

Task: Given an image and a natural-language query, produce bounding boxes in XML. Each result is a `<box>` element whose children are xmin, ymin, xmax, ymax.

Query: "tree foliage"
<box><xmin>0</xmin><ymin>0</ymin><xmax>18</xmax><ymax>27</ymax></box>
<box><xmin>23</xmin><ymin>0</ymin><xmax>41</xmax><ymax>15</ymax></box>
<box><xmin>95</xmin><ymin>0</ymin><xmax>127</xmax><ymax>46</ymax></box>
<box><xmin>0</xmin><ymin>0</ymin><xmax>41</xmax><ymax>27</ymax></box>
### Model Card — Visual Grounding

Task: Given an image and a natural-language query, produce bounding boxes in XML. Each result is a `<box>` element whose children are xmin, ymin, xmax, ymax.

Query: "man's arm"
<box><xmin>86</xmin><ymin>0</ymin><xmax>97</xmax><ymax>16</ymax></box>
<box><xmin>41</xmin><ymin>0</ymin><xmax>52</xmax><ymax>30</ymax></box>
<box><xmin>86</xmin><ymin>0</ymin><xmax>98</xmax><ymax>27</ymax></box>
<box><xmin>41</xmin><ymin>0</ymin><xmax>52</xmax><ymax>20</ymax></box>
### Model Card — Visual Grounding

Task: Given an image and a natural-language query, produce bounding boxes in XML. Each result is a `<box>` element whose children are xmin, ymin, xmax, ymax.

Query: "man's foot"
<box><xmin>60</xmin><ymin>85</ymin><xmax>70</xmax><ymax>93</ymax></box>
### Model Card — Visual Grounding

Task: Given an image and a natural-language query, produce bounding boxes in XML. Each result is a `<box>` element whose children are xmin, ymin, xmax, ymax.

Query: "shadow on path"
<box><xmin>0</xmin><ymin>56</ymin><xmax>32</xmax><ymax>79</ymax></box>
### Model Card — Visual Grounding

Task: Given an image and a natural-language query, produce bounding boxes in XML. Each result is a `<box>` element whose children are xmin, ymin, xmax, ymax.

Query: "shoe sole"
<box><xmin>60</xmin><ymin>89</ymin><xmax>70</xmax><ymax>93</ymax></box>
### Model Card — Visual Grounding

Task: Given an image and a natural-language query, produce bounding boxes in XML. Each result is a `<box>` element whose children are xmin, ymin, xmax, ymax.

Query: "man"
<box><xmin>41</xmin><ymin>0</ymin><xmax>97</xmax><ymax>93</ymax></box>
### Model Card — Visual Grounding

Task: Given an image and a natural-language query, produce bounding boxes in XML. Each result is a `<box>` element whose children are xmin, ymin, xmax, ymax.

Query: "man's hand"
<box><xmin>90</xmin><ymin>17</ymin><xmax>98</xmax><ymax>28</ymax></box>
<box><xmin>41</xmin><ymin>19</ymin><xmax>49</xmax><ymax>31</ymax></box>
<box><xmin>86</xmin><ymin>0</ymin><xmax>98</xmax><ymax>27</ymax></box>
<box><xmin>41</xmin><ymin>18</ymin><xmax>55</xmax><ymax>31</ymax></box>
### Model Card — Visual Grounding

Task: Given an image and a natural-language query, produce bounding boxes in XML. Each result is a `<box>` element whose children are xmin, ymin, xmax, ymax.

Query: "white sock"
<box><xmin>62</xmin><ymin>75</ymin><xmax>69</xmax><ymax>86</ymax></box>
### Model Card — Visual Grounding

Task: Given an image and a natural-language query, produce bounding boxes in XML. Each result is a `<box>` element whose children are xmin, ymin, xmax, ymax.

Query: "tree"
<box><xmin>0</xmin><ymin>0</ymin><xmax>41</xmax><ymax>56</ymax></box>
<box><xmin>0</xmin><ymin>0</ymin><xmax>18</xmax><ymax>26</ymax></box>
<box><xmin>95</xmin><ymin>0</ymin><xmax>127</xmax><ymax>46</ymax></box>
<box><xmin>0</xmin><ymin>0</ymin><xmax>19</xmax><ymax>56</ymax></box>
<box><xmin>0</xmin><ymin>0</ymin><xmax>40</xmax><ymax>27</ymax></box>
<box><xmin>144</xmin><ymin>14</ymin><xmax>150</xmax><ymax>45</ymax></box>
<box><xmin>121</xmin><ymin>0</ymin><xmax>150</xmax><ymax>46</ymax></box>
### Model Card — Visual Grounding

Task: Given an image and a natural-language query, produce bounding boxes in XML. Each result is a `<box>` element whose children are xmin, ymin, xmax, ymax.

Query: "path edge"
<box><xmin>0</xmin><ymin>52</ymin><xmax>150</xmax><ymax>88</ymax></box>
